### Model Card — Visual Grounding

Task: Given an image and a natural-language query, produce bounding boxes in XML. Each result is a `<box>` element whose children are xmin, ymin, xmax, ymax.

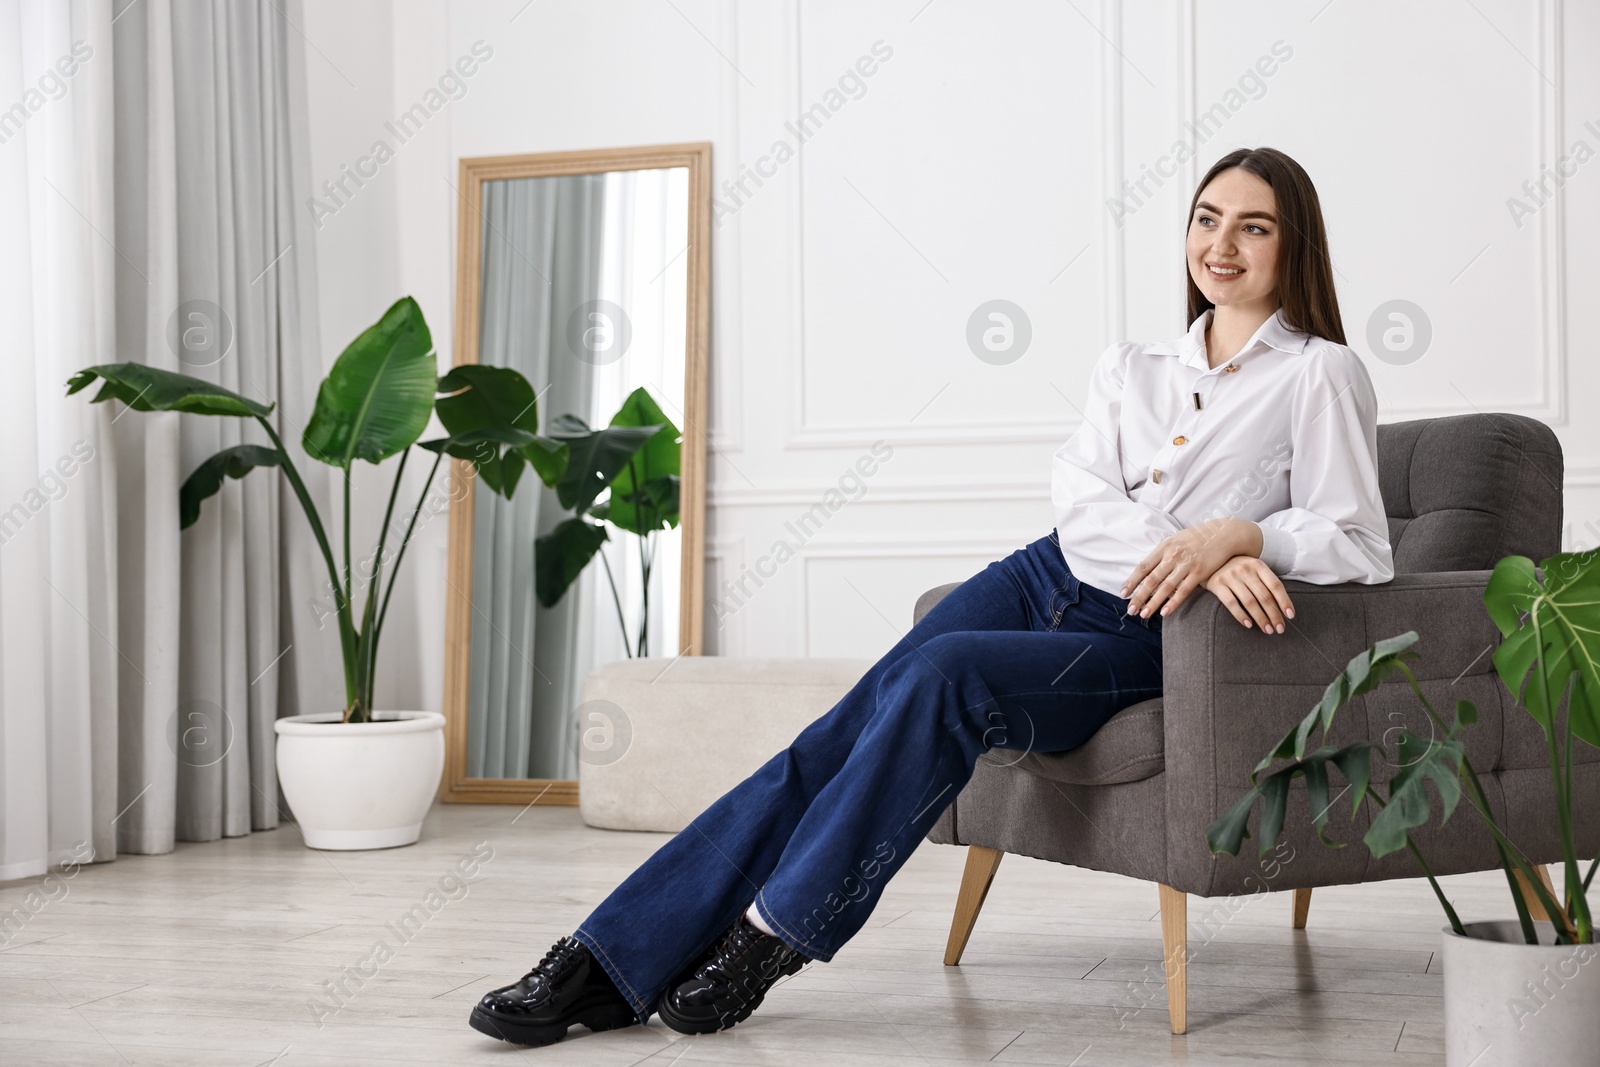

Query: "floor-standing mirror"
<box><xmin>441</xmin><ymin>143</ymin><xmax>711</xmax><ymax>805</ymax></box>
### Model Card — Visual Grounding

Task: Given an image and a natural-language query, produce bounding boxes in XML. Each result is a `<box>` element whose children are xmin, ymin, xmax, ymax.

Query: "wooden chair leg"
<box><xmin>1291</xmin><ymin>887</ymin><xmax>1312</xmax><ymax>930</ymax></box>
<box><xmin>944</xmin><ymin>845</ymin><xmax>1004</xmax><ymax>966</ymax></box>
<box><xmin>1158</xmin><ymin>883</ymin><xmax>1187</xmax><ymax>1035</ymax></box>
<box><xmin>1514</xmin><ymin>863</ymin><xmax>1557</xmax><ymax>922</ymax></box>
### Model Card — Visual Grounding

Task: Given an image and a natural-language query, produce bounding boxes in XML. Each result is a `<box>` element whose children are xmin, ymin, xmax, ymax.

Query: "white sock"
<box><xmin>744</xmin><ymin>900</ymin><xmax>778</xmax><ymax>937</ymax></box>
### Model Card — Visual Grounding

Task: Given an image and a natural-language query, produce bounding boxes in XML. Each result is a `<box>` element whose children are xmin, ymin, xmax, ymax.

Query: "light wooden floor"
<box><xmin>0</xmin><ymin>802</ymin><xmax>1512</xmax><ymax>1066</ymax></box>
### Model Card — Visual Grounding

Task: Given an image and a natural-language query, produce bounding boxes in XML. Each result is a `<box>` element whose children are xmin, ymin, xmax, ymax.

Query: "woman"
<box><xmin>468</xmin><ymin>145</ymin><xmax>1395</xmax><ymax>1048</ymax></box>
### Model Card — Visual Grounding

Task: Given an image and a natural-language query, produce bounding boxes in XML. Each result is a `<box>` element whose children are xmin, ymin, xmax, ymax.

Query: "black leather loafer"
<box><xmin>469</xmin><ymin>935</ymin><xmax>638</xmax><ymax>1047</ymax></box>
<box><xmin>656</xmin><ymin>913</ymin><xmax>811</xmax><ymax>1034</ymax></box>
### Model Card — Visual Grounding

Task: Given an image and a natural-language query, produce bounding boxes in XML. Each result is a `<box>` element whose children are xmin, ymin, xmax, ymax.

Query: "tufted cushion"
<box><xmin>1377</xmin><ymin>412</ymin><xmax>1562</xmax><ymax>573</ymax></box>
<box><xmin>978</xmin><ymin>698</ymin><xmax>1164</xmax><ymax>785</ymax></box>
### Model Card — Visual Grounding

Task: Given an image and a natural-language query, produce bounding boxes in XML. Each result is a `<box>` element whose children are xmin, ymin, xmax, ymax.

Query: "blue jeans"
<box><xmin>572</xmin><ymin>529</ymin><xmax>1164</xmax><ymax>1024</ymax></box>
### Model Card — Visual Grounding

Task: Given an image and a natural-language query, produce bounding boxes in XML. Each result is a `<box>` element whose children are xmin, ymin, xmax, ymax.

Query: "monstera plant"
<box><xmin>67</xmin><ymin>296</ymin><xmax>559</xmax><ymax>724</ymax></box>
<box><xmin>1204</xmin><ymin>548</ymin><xmax>1600</xmax><ymax>946</ymax></box>
<box><xmin>1203</xmin><ymin>549</ymin><xmax>1600</xmax><ymax>1062</ymax></box>
<box><xmin>535</xmin><ymin>386</ymin><xmax>680</xmax><ymax>658</ymax></box>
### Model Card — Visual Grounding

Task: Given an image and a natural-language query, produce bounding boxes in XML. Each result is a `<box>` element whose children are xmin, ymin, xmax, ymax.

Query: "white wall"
<box><xmin>303</xmin><ymin>0</ymin><xmax>1600</xmax><ymax>710</ymax></box>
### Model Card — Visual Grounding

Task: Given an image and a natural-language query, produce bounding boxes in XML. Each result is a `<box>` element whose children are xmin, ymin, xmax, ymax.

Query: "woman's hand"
<box><xmin>1120</xmin><ymin>517</ymin><xmax>1259</xmax><ymax>619</ymax></box>
<box><xmin>1201</xmin><ymin>556</ymin><xmax>1295</xmax><ymax>633</ymax></box>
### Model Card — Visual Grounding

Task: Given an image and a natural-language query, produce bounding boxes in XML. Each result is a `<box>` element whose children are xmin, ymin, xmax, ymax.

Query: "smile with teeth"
<box><xmin>1207</xmin><ymin>264</ymin><xmax>1244</xmax><ymax>277</ymax></box>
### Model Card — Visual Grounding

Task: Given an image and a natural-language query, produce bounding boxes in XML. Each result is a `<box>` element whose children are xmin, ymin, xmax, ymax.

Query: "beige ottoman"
<box><xmin>576</xmin><ymin>657</ymin><xmax>873</xmax><ymax>832</ymax></box>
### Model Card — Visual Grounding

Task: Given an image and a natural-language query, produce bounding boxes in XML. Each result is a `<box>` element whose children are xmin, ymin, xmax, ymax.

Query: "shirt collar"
<box><xmin>1144</xmin><ymin>307</ymin><xmax>1311</xmax><ymax>370</ymax></box>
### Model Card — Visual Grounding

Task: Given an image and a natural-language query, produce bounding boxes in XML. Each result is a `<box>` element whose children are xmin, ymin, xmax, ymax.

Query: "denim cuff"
<box><xmin>755</xmin><ymin>889</ymin><xmax>838</xmax><ymax>966</ymax></box>
<box><xmin>571</xmin><ymin>927</ymin><xmax>652</xmax><ymax>1025</ymax></box>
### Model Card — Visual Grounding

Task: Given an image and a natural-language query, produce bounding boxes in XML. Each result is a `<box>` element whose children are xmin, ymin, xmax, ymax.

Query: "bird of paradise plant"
<box><xmin>66</xmin><ymin>297</ymin><xmax>561</xmax><ymax>724</ymax></box>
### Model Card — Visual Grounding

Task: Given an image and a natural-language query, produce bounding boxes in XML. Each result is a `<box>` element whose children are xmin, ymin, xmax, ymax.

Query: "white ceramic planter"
<box><xmin>1442</xmin><ymin>920</ymin><xmax>1600</xmax><ymax>1066</ymax></box>
<box><xmin>274</xmin><ymin>711</ymin><xmax>445</xmax><ymax>850</ymax></box>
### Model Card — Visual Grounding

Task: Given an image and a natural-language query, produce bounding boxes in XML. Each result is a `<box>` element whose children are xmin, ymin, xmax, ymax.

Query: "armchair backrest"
<box><xmin>1376</xmin><ymin>412</ymin><xmax>1563</xmax><ymax>573</ymax></box>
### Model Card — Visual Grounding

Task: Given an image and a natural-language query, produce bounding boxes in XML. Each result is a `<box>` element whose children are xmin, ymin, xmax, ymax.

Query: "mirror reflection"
<box><xmin>463</xmin><ymin>165</ymin><xmax>690</xmax><ymax>782</ymax></box>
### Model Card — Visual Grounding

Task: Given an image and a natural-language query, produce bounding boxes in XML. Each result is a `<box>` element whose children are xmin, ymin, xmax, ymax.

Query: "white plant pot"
<box><xmin>1442</xmin><ymin>920</ymin><xmax>1600</xmax><ymax>1066</ymax></box>
<box><xmin>274</xmin><ymin>711</ymin><xmax>445</xmax><ymax>851</ymax></box>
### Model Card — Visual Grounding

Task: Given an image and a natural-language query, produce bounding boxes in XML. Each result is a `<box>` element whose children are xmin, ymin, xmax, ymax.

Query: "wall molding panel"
<box><xmin>301</xmin><ymin>0</ymin><xmax>1598</xmax><ymax>671</ymax></box>
<box><xmin>783</xmin><ymin>1</ymin><xmax>1124</xmax><ymax>450</ymax></box>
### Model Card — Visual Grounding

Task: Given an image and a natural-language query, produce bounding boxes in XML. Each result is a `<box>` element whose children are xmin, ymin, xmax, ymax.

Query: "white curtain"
<box><xmin>0</xmin><ymin>0</ymin><xmax>334</xmax><ymax>879</ymax></box>
<box><xmin>582</xmin><ymin>167</ymin><xmax>687</xmax><ymax>674</ymax></box>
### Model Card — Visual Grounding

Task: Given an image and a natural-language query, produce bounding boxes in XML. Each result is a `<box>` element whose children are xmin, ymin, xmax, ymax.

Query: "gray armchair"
<box><xmin>917</xmin><ymin>411</ymin><xmax>1599</xmax><ymax>1034</ymax></box>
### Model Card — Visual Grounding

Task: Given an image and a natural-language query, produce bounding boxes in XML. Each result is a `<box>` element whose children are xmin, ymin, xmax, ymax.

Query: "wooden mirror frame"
<box><xmin>440</xmin><ymin>142</ymin><xmax>712</xmax><ymax>805</ymax></box>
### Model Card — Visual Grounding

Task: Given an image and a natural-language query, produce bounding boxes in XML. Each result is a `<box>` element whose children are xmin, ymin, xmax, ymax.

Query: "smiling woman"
<box><xmin>466</xmin><ymin>145</ymin><xmax>1396</xmax><ymax>1049</ymax></box>
<box><xmin>1106</xmin><ymin>146</ymin><xmax>1391</xmax><ymax>630</ymax></box>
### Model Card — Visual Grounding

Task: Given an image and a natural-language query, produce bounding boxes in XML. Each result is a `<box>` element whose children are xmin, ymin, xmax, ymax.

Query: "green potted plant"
<box><xmin>67</xmin><ymin>297</ymin><xmax>562</xmax><ymax>849</ymax></box>
<box><xmin>533</xmin><ymin>386</ymin><xmax>680</xmax><ymax>658</ymax></box>
<box><xmin>1205</xmin><ymin>548</ymin><xmax>1600</xmax><ymax>1065</ymax></box>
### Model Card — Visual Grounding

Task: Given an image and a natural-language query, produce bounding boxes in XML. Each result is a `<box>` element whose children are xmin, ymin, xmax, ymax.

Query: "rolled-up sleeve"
<box><xmin>1053</xmin><ymin>342</ymin><xmax>1185</xmax><ymax>593</ymax></box>
<box><xmin>1253</xmin><ymin>348</ymin><xmax>1395</xmax><ymax>585</ymax></box>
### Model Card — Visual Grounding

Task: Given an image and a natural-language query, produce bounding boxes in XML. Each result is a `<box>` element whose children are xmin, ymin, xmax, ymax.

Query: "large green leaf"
<box><xmin>604</xmin><ymin>387</ymin><xmax>681</xmax><ymax>534</ymax></box>
<box><xmin>520</xmin><ymin>435</ymin><xmax>569</xmax><ymax>488</ymax></box>
<box><xmin>418</xmin><ymin>427</ymin><xmax>537</xmax><ymax>498</ymax></box>
<box><xmin>1210</xmin><ymin>685</ymin><xmax>1478</xmax><ymax>861</ymax></box>
<box><xmin>434</xmin><ymin>365</ymin><xmax>568</xmax><ymax>490</ymax></box>
<box><xmin>1363</xmin><ymin>729</ymin><xmax>1465</xmax><ymax>857</ymax></box>
<box><xmin>66</xmin><ymin>363</ymin><xmax>272</xmax><ymax>418</ymax></box>
<box><xmin>645</xmin><ymin>475</ymin><xmax>681</xmax><ymax>512</ymax></box>
<box><xmin>179</xmin><ymin>444</ymin><xmax>281</xmax><ymax>529</ymax></box>
<box><xmin>535</xmin><ymin>517</ymin><xmax>609</xmax><ymax>608</ymax></box>
<box><xmin>1252</xmin><ymin>631</ymin><xmax>1421</xmax><ymax>779</ymax></box>
<box><xmin>1485</xmin><ymin>551</ymin><xmax>1600</xmax><ymax>748</ymax></box>
<box><xmin>1209</xmin><ymin>633</ymin><xmax>1427</xmax><ymax>858</ymax></box>
<box><xmin>546</xmin><ymin>414</ymin><xmax>663</xmax><ymax>517</ymax></box>
<box><xmin>592</xmin><ymin>475</ymin><xmax>679</xmax><ymax>519</ymax></box>
<box><xmin>302</xmin><ymin>296</ymin><xmax>436</xmax><ymax>467</ymax></box>
<box><xmin>436</xmin><ymin>365</ymin><xmax>538</xmax><ymax>434</ymax></box>
<box><xmin>1206</xmin><ymin>742</ymin><xmax>1375</xmax><ymax>857</ymax></box>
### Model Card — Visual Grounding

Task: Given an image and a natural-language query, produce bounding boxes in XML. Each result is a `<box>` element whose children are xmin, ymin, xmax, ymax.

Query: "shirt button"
<box><xmin>1152</xmin><ymin>469</ymin><xmax>1163</xmax><ymax>484</ymax></box>
<box><xmin>1224</xmin><ymin>364</ymin><xmax>1238</xmax><ymax>373</ymax></box>
<box><xmin>1172</xmin><ymin>435</ymin><xmax>1187</xmax><ymax>445</ymax></box>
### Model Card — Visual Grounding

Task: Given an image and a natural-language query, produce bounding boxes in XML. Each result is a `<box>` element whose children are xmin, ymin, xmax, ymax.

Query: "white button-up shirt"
<box><xmin>1052</xmin><ymin>307</ymin><xmax>1395</xmax><ymax>596</ymax></box>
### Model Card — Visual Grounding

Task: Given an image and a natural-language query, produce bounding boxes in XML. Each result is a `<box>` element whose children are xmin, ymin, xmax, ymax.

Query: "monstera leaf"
<box><xmin>1203</xmin><ymin>552</ymin><xmax>1600</xmax><ymax>947</ymax></box>
<box><xmin>1363</xmin><ymin>712</ymin><xmax>1471</xmax><ymax>856</ymax></box>
<box><xmin>1207</xmin><ymin>742</ymin><xmax>1375</xmax><ymax>858</ymax></box>
<box><xmin>1207</xmin><ymin>633</ymin><xmax>1426</xmax><ymax>858</ymax></box>
<box><xmin>1485</xmin><ymin>552</ymin><xmax>1600</xmax><ymax>748</ymax></box>
<box><xmin>1251</xmin><ymin>631</ymin><xmax>1423</xmax><ymax>780</ymax></box>
<box><xmin>66</xmin><ymin>363</ymin><xmax>273</xmax><ymax>418</ymax></box>
<box><xmin>302</xmin><ymin>296</ymin><xmax>436</xmax><ymax>467</ymax></box>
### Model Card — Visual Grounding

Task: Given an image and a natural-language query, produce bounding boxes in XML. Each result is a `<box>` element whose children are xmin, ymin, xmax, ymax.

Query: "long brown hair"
<box><xmin>1185</xmin><ymin>147</ymin><xmax>1345</xmax><ymax>345</ymax></box>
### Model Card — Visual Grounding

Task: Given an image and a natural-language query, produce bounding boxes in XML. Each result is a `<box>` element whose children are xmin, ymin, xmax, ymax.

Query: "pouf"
<box><xmin>576</xmin><ymin>656</ymin><xmax>873</xmax><ymax>832</ymax></box>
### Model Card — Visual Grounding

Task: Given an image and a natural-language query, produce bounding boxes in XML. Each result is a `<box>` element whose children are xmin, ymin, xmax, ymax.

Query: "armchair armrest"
<box><xmin>1160</xmin><ymin>570</ymin><xmax>1514</xmax><ymax>897</ymax></box>
<box><xmin>913</xmin><ymin>582</ymin><xmax>963</xmax><ymax>627</ymax></box>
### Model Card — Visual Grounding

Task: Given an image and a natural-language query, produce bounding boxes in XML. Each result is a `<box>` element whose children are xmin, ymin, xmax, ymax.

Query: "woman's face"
<box><xmin>1186</xmin><ymin>167</ymin><xmax>1281</xmax><ymax>313</ymax></box>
